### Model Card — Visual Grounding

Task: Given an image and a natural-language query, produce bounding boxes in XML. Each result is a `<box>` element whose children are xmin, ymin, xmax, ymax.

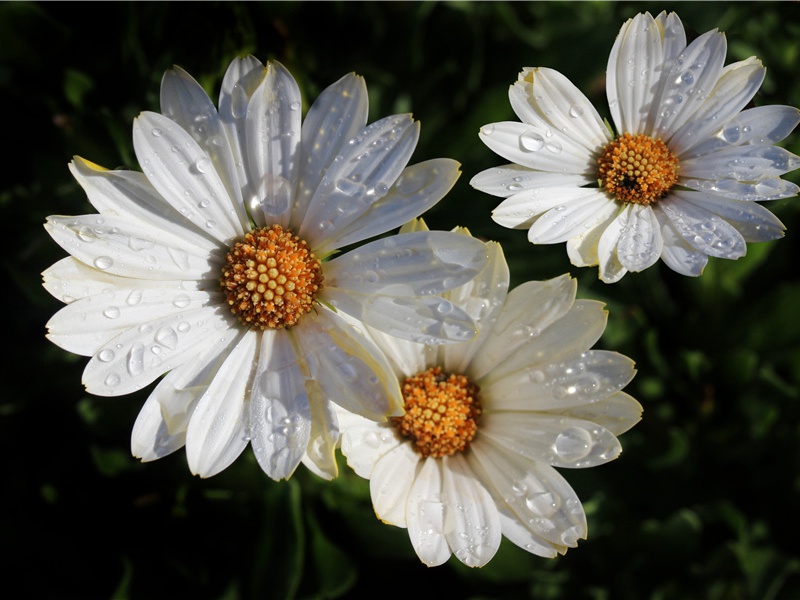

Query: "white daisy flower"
<box><xmin>337</xmin><ymin>222</ymin><xmax>642</xmax><ymax>567</ymax></box>
<box><xmin>43</xmin><ymin>57</ymin><xmax>489</xmax><ymax>481</ymax></box>
<box><xmin>471</xmin><ymin>11</ymin><xmax>800</xmax><ymax>283</ymax></box>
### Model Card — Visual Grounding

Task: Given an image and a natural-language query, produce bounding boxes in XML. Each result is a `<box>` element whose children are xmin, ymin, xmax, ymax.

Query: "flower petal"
<box><xmin>370</xmin><ymin>442</ymin><xmax>420</xmax><ymax>527</ymax></box>
<box><xmin>484</xmin><ymin>350</ymin><xmax>637</xmax><ymax>412</ymax></box>
<box><xmin>245</xmin><ymin>61</ymin><xmax>302</xmax><ymax>228</ymax></box>
<box><xmin>248</xmin><ymin>330</ymin><xmax>311</xmax><ymax>481</ymax></box>
<box><xmin>46</xmin><ymin>289</ymin><xmax>221</xmax><ymax>356</ymax></box>
<box><xmin>131</xmin><ymin>390</ymin><xmax>186</xmax><ymax>462</ymax></box>
<box><xmin>615</xmin><ymin>203</ymin><xmax>663</xmax><ymax>272</ymax></box>
<box><xmin>160</xmin><ymin>66</ymin><xmax>250</xmax><ymax>231</ymax></box>
<box><xmin>469</xmin><ymin>441</ymin><xmax>586</xmax><ymax>548</ymax></box>
<box><xmin>527</xmin><ymin>191</ymin><xmax>616</xmax><ymax>244</ymax></box>
<box><xmin>81</xmin><ymin>305</ymin><xmax>230</xmax><ymax>396</ymax></box>
<box><xmin>185</xmin><ymin>331</ymin><xmax>258</xmax><ymax>478</ymax></box>
<box><xmin>596</xmin><ymin>207</ymin><xmax>631</xmax><ymax>283</ymax></box>
<box><xmin>470</xmin><ymin>163</ymin><xmax>590</xmax><ymax>198</ymax></box>
<box><xmin>441</xmin><ymin>454</ymin><xmax>502</xmax><ymax>568</ymax></box>
<box><xmin>44</xmin><ymin>215</ymin><xmax>219</xmax><ymax>281</ymax></box>
<box><xmin>656</xmin><ymin>216</ymin><xmax>709</xmax><ymax>276</ymax></box>
<box><xmin>470</xmin><ymin>275</ymin><xmax>577</xmax><ymax>381</ymax></box>
<box><xmin>405</xmin><ymin>457</ymin><xmax>450</xmax><ymax>567</ymax></box>
<box><xmin>478</xmin><ymin>121</ymin><xmax>594</xmax><ymax>175</ymax></box>
<box><xmin>293</xmin><ymin>73</ymin><xmax>369</xmax><ymax>228</ymax></box>
<box><xmin>557</xmin><ymin>391</ymin><xmax>643</xmax><ymax>437</ymax></box>
<box><xmin>657</xmin><ymin>193</ymin><xmax>746</xmax><ymax>259</ymax></box>
<box><xmin>132</xmin><ymin>111</ymin><xmax>245</xmax><ymax>243</ymax></box>
<box><xmin>680</xmin><ymin>145</ymin><xmax>800</xmax><ymax>180</ymax></box>
<box><xmin>564</xmin><ymin>203</ymin><xmax>623</xmax><ymax>269</ymax></box>
<box><xmin>677</xmin><ymin>191</ymin><xmax>785</xmax><ymax>242</ymax></box>
<box><xmin>340</xmin><ymin>418</ymin><xmax>403</xmax><ymax>479</ymax></box>
<box><xmin>496</xmin><ymin>510</ymin><xmax>563</xmax><ymax>558</ymax></box>
<box><xmin>301</xmin><ymin>380</ymin><xmax>341</xmax><ymax>480</ymax></box>
<box><xmin>296</xmin><ymin>309</ymin><xmax>403</xmax><ymax>420</ymax></box>
<box><xmin>318</xmin><ymin>158</ymin><xmax>461</xmax><ymax>252</ymax></box>
<box><xmin>299</xmin><ymin>114</ymin><xmax>419</xmax><ymax>245</ymax></box>
<box><xmin>480</xmin><ymin>412</ymin><xmax>624</xmax><ymax>468</ymax></box>
<box><xmin>682</xmin><ymin>176</ymin><xmax>799</xmax><ymax>202</ymax></box>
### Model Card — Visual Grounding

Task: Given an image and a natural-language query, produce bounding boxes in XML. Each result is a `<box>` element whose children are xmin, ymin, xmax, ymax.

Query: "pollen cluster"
<box><xmin>220</xmin><ymin>225</ymin><xmax>323</xmax><ymax>330</ymax></box>
<box><xmin>392</xmin><ymin>366</ymin><xmax>482</xmax><ymax>458</ymax></box>
<box><xmin>597</xmin><ymin>133</ymin><xmax>679</xmax><ymax>205</ymax></box>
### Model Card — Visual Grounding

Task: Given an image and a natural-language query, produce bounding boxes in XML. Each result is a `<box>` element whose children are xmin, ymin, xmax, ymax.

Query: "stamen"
<box><xmin>220</xmin><ymin>225</ymin><xmax>323</xmax><ymax>330</ymax></box>
<box><xmin>597</xmin><ymin>133</ymin><xmax>679</xmax><ymax>205</ymax></box>
<box><xmin>391</xmin><ymin>366</ymin><xmax>482</xmax><ymax>458</ymax></box>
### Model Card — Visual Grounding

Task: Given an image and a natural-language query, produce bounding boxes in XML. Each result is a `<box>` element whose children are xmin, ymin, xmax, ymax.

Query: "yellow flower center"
<box><xmin>220</xmin><ymin>225</ymin><xmax>323</xmax><ymax>330</ymax></box>
<box><xmin>391</xmin><ymin>366</ymin><xmax>482</xmax><ymax>458</ymax></box>
<box><xmin>596</xmin><ymin>133</ymin><xmax>679</xmax><ymax>205</ymax></box>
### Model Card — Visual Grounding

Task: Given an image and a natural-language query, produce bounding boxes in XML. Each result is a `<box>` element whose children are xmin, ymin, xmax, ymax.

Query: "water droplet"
<box><xmin>152</xmin><ymin>128</ymin><xmax>163</xmax><ymax>137</ymax></box>
<box><xmin>205</xmin><ymin>220</ymin><xmax>216</xmax><ymax>229</ymax></box>
<box><xmin>93</xmin><ymin>256</ymin><xmax>113</xmax><ymax>270</ymax></box>
<box><xmin>98</xmin><ymin>349</ymin><xmax>115</xmax><ymax>362</ymax></box>
<box><xmin>525</xmin><ymin>492</ymin><xmax>560</xmax><ymax>518</ymax></box>
<box><xmin>172</xmin><ymin>294</ymin><xmax>191</xmax><ymax>309</ymax></box>
<box><xmin>126</xmin><ymin>290</ymin><xmax>143</xmax><ymax>306</ymax></box>
<box><xmin>128</xmin><ymin>237</ymin><xmax>154</xmax><ymax>252</ymax></box>
<box><xmin>127</xmin><ymin>344</ymin><xmax>145</xmax><ymax>376</ymax></box>
<box><xmin>568</xmin><ymin>105</ymin><xmax>584</xmax><ymax>118</ymax></box>
<box><xmin>519</xmin><ymin>131</ymin><xmax>545</xmax><ymax>152</ymax></box>
<box><xmin>545</xmin><ymin>140</ymin><xmax>562</xmax><ymax>154</ymax></box>
<box><xmin>177</xmin><ymin>321</ymin><xmax>191</xmax><ymax>333</ymax></box>
<box><xmin>104</xmin><ymin>373</ymin><xmax>121</xmax><ymax>387</ymax></box>
<box><xmin>77</xmin><ymin>226</ymin><xmax>96</xmax><ymax>243</ymax></box>
<box><xmin>155</xmin><ymin>326</ymin><xmax>178</xmax><ymax>349</ymax></box>
<box><xmin>290</xmin><ymin>101</ymin><xmax>301</xmax><ymax>111</ymax></box>
<box><xmin>194</xmin><ymin>157</ymin><xmax>211</xmax><ymax>174</ymax></box>
<box><xmin>481</xmin><ymin>124</ymin><xmax>495</xmax><ymax>135</ymax></box>
<box><xmin>103</xmin><ymin>306</ymin><xmax>121</xmax><ymax>319</ymax></box>
<box><xmin>553</xmin><ymin>427</ymin><xmax>594</xmax><ymax>462</ymax></box>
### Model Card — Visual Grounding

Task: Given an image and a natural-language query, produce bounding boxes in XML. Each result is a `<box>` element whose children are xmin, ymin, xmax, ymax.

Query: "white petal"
<box><xmin>68</xmin><ymin>158</ymin><xmax>221</xmax><ymax>253</ymax></box>
<box><xmin>81</xmin><ymin>305</ymin><xmax>230</xmax><ymax>396</ymax></box>
<box><xmin>405</xmin><ymin>457</ymin><xmax>451</xmax><ymax>567</ymax></box>
<box><xmin>680</xmin><ymin>145</ymin><xmax>800</xmax><ymax>180</ymax></box>
<box><xmin>484</xmin><ymin>350</ymin><xmax>636</xmax><ymax>412</ymax></box>
<box><xmin>557</xmin><ymin>391</ymin><xmax>643</xmax><ymax>437</ymax></box>
<box><xmin>44</xmin><ymin>215</ymin><xmax>218</xmax><ymax>281</ymax></box>
<box><xmin>296</xmin><ymin>309</ymin><xmax>403</xmax><ymax>420</ymax></box>
<box><xmin>491</xmin><ymin>185</ymin><xmax>600</xmax><ymax>230</ymax></box>
<box><xmin>496</xmin><ymin>510</ymin><xmax>562</xmax><ymax>558</ymax></box>
<box><xmin>443</xmin><ymin>240</ymin><xmax>510</xmax><ymax>374</ymax></box>
<box><xmin>615</xmin><ymin>203</ymin><xmax>663</xmax><ymax>272</ymax></box>
<box><xmin>596</xmin><ymin>207</ymin><xmax>631</xmax><ymax>283</ymax></box>
<box><xmin>656</xmin><ymin>215</ymin><xmax>709</xmax><ymax>276</ymax></box>
<box><xmin>607</xmin><ymin>12</ymin><xmax>664</xmax><ymax>135</ymax></box>
<box><xmin>441</xmin><ymin>454</ymin><xmax>502</xmax><ymax>568</ymax></box>
<box><xmin>482</xmin><ymin>300</ymin><xmax>609</xmax><ymax>385</ymax></box>
<box><xmin>319</xmin><ymin>159</ymin><xmax>461</xmax><ymax>252</ymax></box>
<box><xmin>46</xmin><ymin>289</ymin><xmax>220</xmax><ymax>356</ymax></box>
<box><xmin>248</xmin><ymin>330</ymin><xmax>311</xmax><ymax>481</ymax></box>
<box><xmin>469</xmin><ymin>442</ymin><xmax>586</xmax><ymax>548</ymax></box>
<box><xmin>131</xmin><ymin>390</ymin><xmax>186</xmax><ymax>462</ymax></box>
<box><xmin>340</xmin><ymin>418</ymin><xmax>403</xmax><ymax>479</ymax></box>
<box><xmin>670</xmin><ymin>58</ymin><xmax>765</xmax><ymax>156</ymax></box>
<box><xmin>480</xmin><ymin>412</ymin><xmax>624</xmax><ymax>468</ymax></box>
<box><xmin>245</xmin><ymin>61</ymin><xmax>302</xmax><ymax>227</ymax></box>
<box><xmin>528</xmin><ymin>67</ymin><xmax>612</xmax><ymax>150</ymax></box>
<box><xmin>565</xmin><ymin>203</ymin><xmax>624</xmax><ymax>268</ymax></box>
<box><xmin>293</xmin><ymin>73</ymin><xmax>369</xmax><ymax>228</ymax></box>
<box><xmin>527</xmin><ymin>191</ymin><xmax>616</xmax><ymax>244</ymax></box>
<box><xmin>370</xmin><ymin>442</ymin><xmax>420</xmax><ymax>527</ymax></box>
<box><xmin>642</xmin><ymin>12</ymin><xmax>688</xmax><ymax>134</ymax></box>
<box><xmin>299</xmin><ymin>114</ymin><xmax>419</xmax><ymax>245</ymax></box>
<box><xmin>365</xmin><ymin>325</ymin><xmax>437</xmax><ymax>380</ymax></box>
<box><xmin>301</xmin><ymin>380</ymin><xmax>340</xmax><ymax>480</ymax></box>
<box><xmin>132</xmin><ymin>112</ymin><xmax>245</xmax><ymax>243</ymax></box>
<box><xmin>218</xmin><ymin>55</ymin><xmax>267</xmax><ymax>209</ymax></box>
<box><xmin>677</xmin><ymin>191</ymin><xmax>785</xmax><ymax>242</ymax></box>
<box><xmin>470</xmin><ymin>275</ymin><xmax>577</xmax><ymax>381</ymax></box>
<box><xmin>651</xmin><ymin>30</ymin><xmax>727</xmax><ymax>139</ymax></box>
<box><xmin>160</xmin><ymin>66</ymin><xmax>249</xmax><ymax>231</ymax></box>
<box><xmin>478</xmin><ymin>121</ymin><xmax>594</xmax><ymax>175</ymax></box>
<box><xmin>185</xmin><ymin>331</ymin><xmax>258</xmax><ymax>477</ymax></box>
<box><xmin>657</xmin><ymin>193</ymin><xmax>746</xmax><ymax>259</ymax></box>
<box><xmin>470</xmin><ymin>163</ymin><xmax>590</xmax><ymax>198</ymax></box>
<box><xmin>681</xmin><ymin>176</ymin><xmax>799</xmax><ymax>202</ymax></box>
<box><xmin>324</xmin><ymin>230</ymin><xmax>488</xmax><ymax>297</ymax></box>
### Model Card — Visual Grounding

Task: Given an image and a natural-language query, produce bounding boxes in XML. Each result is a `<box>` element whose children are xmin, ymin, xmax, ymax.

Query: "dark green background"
<box><xmin>4</xmin><ymin>2</ymin><xmax>800</xmax><ymax>598</ymax></box>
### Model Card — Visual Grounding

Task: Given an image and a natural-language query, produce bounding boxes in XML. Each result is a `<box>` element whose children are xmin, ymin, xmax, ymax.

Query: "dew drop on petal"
<box><xmin>104</xmin><ymin>373</ymin><xmax>121</xmax><ymax>387</ymax></box>
<box><xmin>151</xmin><ymin>128</ymin><xmax>163</xmax><ymax>137</ymax></box>
<box><xmin>98</xmin><ymin>349</ymin><xmax>115</xmax><ymax>362</ymax></box>
<box><xmin>126</xmin><ymin>290</ymin><xmax>143</xmax><ymax>306</ymax></box>
<box><xmin>553</xmin><ymin>427</ymin><xmax>594</xmax><ymax>462</ymax></box>
<box><xmin>519</xmin><ymin>131</ymin><xmax>545</xmax><ymax>152</ymax></box>
<box><xmin>127</xmin><ymin>343</ymin><xmax>145</xmax><ymax>376</ymax></box>
<box><xmin>155</xmin><ymin>326</ymin><xmax>178</xmax><ymax>349</ymax></box>
<box><xmin>94</xmin><ymin>256</ymin><xmax>113</xmax><ymax>270</ymax></box>
<box><xmin>568</xmin><ymin>105</ymin><xmax>584</xmax><ymax>118</ymax></box>
<box><xmin>481</xmin><ymin>124</ymin><xmax>495</xmax><ymax>135</ymax></box>
<box><xmin>172</xmin><ymin>294</ymin><xmax>191</xmax><ymax>309</ymax></box>
<box><xmin>103</xmin><ymin>306</ymin><xmax>121</xmax><ymax>319</ymax></box>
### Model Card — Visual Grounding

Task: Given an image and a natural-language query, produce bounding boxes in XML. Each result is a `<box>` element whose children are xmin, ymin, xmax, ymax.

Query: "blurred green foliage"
<box><xmin>3</xmin><ymin>1</ymin><xmax>800</xmax><ymax>599</ymax></box>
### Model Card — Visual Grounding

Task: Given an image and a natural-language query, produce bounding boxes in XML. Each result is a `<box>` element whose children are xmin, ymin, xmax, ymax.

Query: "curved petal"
<box><xmin>340</xmin><ymin>419</ymin><xmax>404</xmax><ymax>479</ymax></box>
<box><xmin>44</xmin><ymin>215</ymin><xmax>219</xmax><ymax>281</ymax></box>
<box><xmin>46</xmin><ymin>288</ymin><xmax>221</xmax><ymax>356</ymax></box>
<box><xmin>655</xmin><ymin>213</ymin><xmax>709</xmax><ymax>276</ymax></box>
<box><xmin>293</xmin><ymin>72</ymin><xmax>370</xmax><ymax>228</ymax></box>
<box><xmin>469</xmin><ymin>441</ymin><xmax>586</xmax><ymax>548</ymax></box>
<box><xmin>527</xmin><ymin>192</ymin><xmax>616</xmax><ymax>244</ymax></box>
<box><xmin>301</xmin><ymin>378</ymin><xmax>340</xmax><ymax>480</ymax></box>
<box><xmin>185</xmin><ymin>331</ymin><xmax>258</xmax><ymax>477</ymax></box>
<box><xmin>480</xmin><ymin>413</ymin><xmax>624</xmax><ymax>468</ymax></box>
<box><xmin>295</xmin><ymin>309</ymin><xmax>403</xmax><ymax>420</ymax></box>
<box><xmin>245</xmin><ymin>61</ymin><xmax>302</xmax><ymax>228</ymax></box>
<box><xmin>406</xmin><ymin>457</ymin><xmax>450</xmax><ymax>567</ymax></box>
<box><xmin>596</xmin><ymin>207</ymin><xmax>631</xmax><ymax>283</ymax></box>
<box><xmin>496</xmin><ymin>510</ymin><xmax>563</xmax><ymax>558</ymax></box>
<box><xmin>556</xmin><ymin>391</ymin><xmax>643</xmax><ymax>437</ymax></box>
<box><xmin>478</xmin><ymin>121</ymin><xmax>594</xmax><ymax>175</ymax></box>
<box><xmin>470</xmin><ymin>163</ymin><xmax>590</xmax><ymax>198</ymax></box>
<box><xmin>318</xmin><ymin>158</ymin><xmax>461</xmax><ymax>252</ymax></box>
<box><xmin>441</xmin><ymin>454</ymin><xmax>502</xmax><ymax>568</ymax></box>
<box><xmin>484</xmin><ymin>350</ymin><xmax>637</xmax><ymax>412</ymax></box>
<box><xmin>565</xmin><ymin>202</ymin><xmax>625</xmax><ymax>268</ymax></box>
<box><xmin>370</xmin><ymin>441</ymin><xmax>420</xmax><ymax>527</ymax></box>
<box><xmin>677</xmin><ymin>191</ymin><xmax>785</xmax><ymax>242</ymax></box>
<box><xmin>615</xmin><ymin>203</ymin><xmax>664</xmax><ymax>272</ymax></box>
<box><xmin>681</xmin><ymin>176</ymin><xmax>799</xmax><ymax>202</ymax></box>
<box><xmin>491</xmin><ymin>186</ymin><xmax>602</xmax><ymax>230</ymax></box>
<box><xmin>131</xmin><ymin>390</ymin><xmax>186</xmax><ymax>462</ymax></box>
<box><xmin>248</xmin><ymin>330</ymin><xmax>311</xmax><ymax>481</ymax></box>
<box><xmin>680</xmin><ymin>145</ymin><xmax>800</xmax><ymax>180</ymax></box>
<box><xmin>81</xmin><ymin>305</ymin><xmax>231</xmax><ymax>396</ymax></box>
<box><xmin>470</xmin><ymin>275</ymin><xmax>577</xmax><ymax>381</ymax></box>
<box><xmin>160</xmin><ymin>66</ymin><xmax>250</xmax><ymax>231</ymax></box>
<box><xmin>132</xmin><ymin>112</ymin><xmax>246</xmax><ymax>243</ymax></box>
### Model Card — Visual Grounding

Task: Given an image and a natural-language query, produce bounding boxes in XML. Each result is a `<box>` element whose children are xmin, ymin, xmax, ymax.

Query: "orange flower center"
<box><xmin>220</xmin><ymin>225</ymin><xmax>323</xmax><ymax>330</ymax></box>
<box><xmin>596</xmin><ymin>133</ymin><xmax>679</xmax><ymax>205</ymax></box>
<box><xmin>391</xmin><ymin>366</ymin><xmax>482</xmax><ymax>458</ymax></box>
